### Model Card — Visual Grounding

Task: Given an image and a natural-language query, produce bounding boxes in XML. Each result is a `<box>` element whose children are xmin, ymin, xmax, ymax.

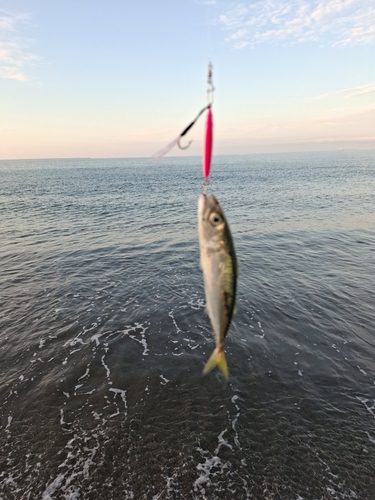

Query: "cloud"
<box><xmin>0</xmin><ymin>11</ymin><xmax>38</xmax><ymax>82</ymax></box>
<box><xmin>338</xmin><ymin>83</ymin><xmax>375</xmax><ymax>97</ymax></box>
<box><xmin>295</xmin><ymin>82</ymin><xmax>375</xmax><ymax>101</ymax></box>
<box><xmin>218</xmin><ymin>0</ymin><xmax>375</xmax><ymax>48</ymax></box>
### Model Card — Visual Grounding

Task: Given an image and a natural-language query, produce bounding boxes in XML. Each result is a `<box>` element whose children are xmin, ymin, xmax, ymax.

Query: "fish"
<box><xmin>198</xmin><ymin>193</ymin><xmax>238</xmax><ymax>379</ymax></box>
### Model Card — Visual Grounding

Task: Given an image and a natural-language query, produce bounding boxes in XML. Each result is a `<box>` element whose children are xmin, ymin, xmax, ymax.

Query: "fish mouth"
<box><xmin>198</xmin><ymin>193</ymin><xmax>220</xmax><ymax>220</ymax></box>
<box><xmin>198</xmin><ymin>193</ymin><xmax>207</xmax><ymax>220</ymax></box>
<box><xmin>206</xmin><ymin>194</ymin><xmax>220</xmax><ymax>211</ymax></box>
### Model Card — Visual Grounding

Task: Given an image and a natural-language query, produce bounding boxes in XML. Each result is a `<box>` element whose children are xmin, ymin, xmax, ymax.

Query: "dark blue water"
<box><xmin>1</xmin><ymin>152</ymin><xmax>375</xmax><ymax>499</ymax></box>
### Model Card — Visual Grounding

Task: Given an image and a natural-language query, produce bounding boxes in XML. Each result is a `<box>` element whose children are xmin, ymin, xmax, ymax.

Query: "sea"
<box><xmin>1</xmin><ymin>151</ymin><xmax>375</xmax><ymax>499</ymax></box>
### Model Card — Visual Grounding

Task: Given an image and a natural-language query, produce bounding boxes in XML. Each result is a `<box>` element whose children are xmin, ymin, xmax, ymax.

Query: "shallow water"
<box><xmin>1</xmin><ymin>152</ymin><xmax>375</xmax><ymax>499</ymax></box>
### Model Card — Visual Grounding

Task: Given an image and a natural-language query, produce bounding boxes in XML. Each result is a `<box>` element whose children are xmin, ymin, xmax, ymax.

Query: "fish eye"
<box><xmin>209</xmin><ymin>212</ymin><xmax>223</xmax><ymax>226</ymax></box>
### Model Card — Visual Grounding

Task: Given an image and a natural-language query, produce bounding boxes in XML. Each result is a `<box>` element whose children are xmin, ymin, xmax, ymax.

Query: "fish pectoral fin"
<box><xmin>203</xmin><ymin>347</ymin><xmax>228</xmax><ymax>379</ymax></box>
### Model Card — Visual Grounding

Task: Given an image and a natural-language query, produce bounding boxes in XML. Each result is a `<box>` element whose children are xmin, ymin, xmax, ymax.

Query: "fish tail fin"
<box><xmin>203</xmin><ymin>347</ymin><xmax>228</xmax><ymax>379</ymax></box>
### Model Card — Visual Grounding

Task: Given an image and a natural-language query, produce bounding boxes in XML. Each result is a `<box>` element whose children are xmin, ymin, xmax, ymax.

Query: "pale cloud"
<box><xmin>339</xmin><ymin>82</ymin><xmax>375</xmax><ymax>97</ymax></box>
<box><xmin>296</xmin><ymin>82</ymin><xmax>375</xmax><ymax>101</ymax></box>
<box><xmin>229</xmin><ymin>28</ymin><xmax>248</xmax><ymax>40</ymax></box>
<box><xmin>0</xmin><ymin>11</ymin><xmax>38</xmax><ymax>82</ymax></box>
<box><xmin>219</xmin><ymin>0</ymin><xmax>375</xmax><ymax>48</ymax></box>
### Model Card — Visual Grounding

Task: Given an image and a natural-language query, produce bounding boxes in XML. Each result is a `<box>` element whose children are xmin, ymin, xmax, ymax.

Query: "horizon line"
<box><xmin>1</xmin><ymin>148</ymin><xmax>375</xmax><ymax>162</ymax></box>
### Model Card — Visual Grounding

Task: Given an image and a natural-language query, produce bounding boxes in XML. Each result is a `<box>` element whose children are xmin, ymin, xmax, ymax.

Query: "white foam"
<box><xmin>5</xmin><ymin>415</ymin><xmax>12</xmax><ymax>431</ymax></box>
<box><xmin>91</xmin><ymin>332</ymin><xmax>104</xmax><ymax>346</ymax></box>
<box><xmin>155</xmin><ymin>471</ymin><xmax>181</xmax><ymax>499</ymax></box>
<box><xmin>101</xmin><ymin>355</ymin><xmax>111</xmax><ymax>379</ymax></box>
<box><xmin>231</xmin><ymin>395</ymin><xmax>241</xmax><ymax>449</ymax></box>
<box><xmin>168</xmin><ymin>310</ymin><xmax>182</xmax><ymax>333</ymax></box>
<box><xmin>42</xmin><ymin>473</ymin><xmax>66</xmax><ymax>499</ymax></box>
<box><xmin>332</xmin><ymin>343</ymin><xmax>340</xmax><ymax>352</ymax></box>
<box><xmin>357</xmin><ymin>397</ymin><xmax>375</xmax><ymax>418</ymax></box>
<box><xmin>66</xmin><ymin>437</ymin><xmax>76</xmax><ymax>449</ymax></box>
<box><xmin>254</xmin><ymin>321</ymin><xmax>265</xmax><ymax>338</ymax></box>
<box><xmin>188</xmin><ymin>297</ymin><xmax>205</xmax><ymax>310</ymax></box>
<box><xmin>122</xmin><ymin>322</ymin><xmax>150</xmax><ymax>356</ymax></box>
<box><xmin>64</xmin><ymin>323</ymin><xmax>98</xmax><ymax>349</ymax></box>
<box><xmin>45</xmin><ymin>418</ymin><xmax>105</xmax><ymax>497</ymax></box>
<box><xmin>193</xmin><ymin>392</ymin><xmax>250</xmax><ymax>494</ymax></box>
<box><xmin>357</xmin><ymin>366</ymin><xmax>367</xmax><ymax>376</ymax></box>
<box><xmin>66</xmin><ymin>487</ymin><xmax>80</xmax><ymax>500</ymax></box>
<box><xmin>183</xmin><ymin>338</ymin><xmax>199</xmax><ymax>350</ymax></box>
<box><xmin>108</xmin><ymin>408</ymin><xmax>120</xmax><ymax>419</ymax></box>
<box><xmin>4</xmin><ymin>473</ymin><xmax>16</xmax><ymax>485</ymax></box>
<box><xmin>160</xmin><ymin>375</ymin><xmax>169</xmax><ymax>385</ymax></box>
<box><xmin>194</xmin><ymin>452</ymin><xmax>226</xmax><ymax>493</ymax></box>
<box><xmin>215</xmin><ymin>429</ymin><xmax>233</xmax><ymax>453</ymax></box>
<box><xmin>109</xmin><ymin>388</ymin><xmax>128</xmax><ymax>416</ymax></box>
<box><xmin>78</xmin><ymin>367</ymin><xmax>90</xmax><ymax>381</ymax></box>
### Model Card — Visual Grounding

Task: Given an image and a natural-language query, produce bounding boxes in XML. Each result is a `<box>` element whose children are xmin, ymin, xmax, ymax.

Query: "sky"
<box><xmin>0</xmin><ymin>0</ymin><xmax>374</xmax><ymax>159</ymax></box>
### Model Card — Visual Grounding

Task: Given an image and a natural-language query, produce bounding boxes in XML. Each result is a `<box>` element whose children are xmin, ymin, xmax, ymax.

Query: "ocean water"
<box><xmin>0</xmin><ymin>151</ymin><xmax>374</xmax><ymax>499</ymax></box>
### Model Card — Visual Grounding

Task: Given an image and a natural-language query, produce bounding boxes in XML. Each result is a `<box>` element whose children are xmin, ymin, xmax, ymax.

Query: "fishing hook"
<box><xmin>177</xmin><ymin>137</ymin><xmax>193</xmax><ymax>150</ymax></box>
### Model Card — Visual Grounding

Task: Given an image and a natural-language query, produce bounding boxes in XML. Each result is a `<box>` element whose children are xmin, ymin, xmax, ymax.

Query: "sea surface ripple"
<box><xmin>0</xmin><ymin>152</ymin><xmax>374</xmax><ymax>499</ymax></box>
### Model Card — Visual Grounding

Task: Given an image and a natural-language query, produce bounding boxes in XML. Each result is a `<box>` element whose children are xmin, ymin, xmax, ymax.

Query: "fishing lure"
<box><xmin>203</xmin><ymin>105</ymin><xmax>213</xmax><ymax>181</ymax></box>
<box><xmin>203</xmin><ymin>62</ymin><xmax>214</xmax><ymax>181</ymax></box>
<box><xmin>153</xmin><ymin>63</ymin><xmax>215</xmax><ymax>181</ymax></box>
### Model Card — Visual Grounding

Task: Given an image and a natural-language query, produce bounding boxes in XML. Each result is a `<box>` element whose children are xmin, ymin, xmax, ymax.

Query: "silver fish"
<box><xmin>198</xmin><ymin>193</ymin><xmax>238</xmax><ymax>378</ymax></box>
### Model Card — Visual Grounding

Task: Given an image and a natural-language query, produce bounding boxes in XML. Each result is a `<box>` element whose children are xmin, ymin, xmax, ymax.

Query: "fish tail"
<box><xmin>203</xmin><ymin>346</ymin><xmax>228</xmax><ymax>379</ymax></box>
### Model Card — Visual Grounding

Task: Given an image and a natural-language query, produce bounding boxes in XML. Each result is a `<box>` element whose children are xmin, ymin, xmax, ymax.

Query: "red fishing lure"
<box><xmin>203</xmin><ymin>106</ymin><xmax>213</xmax><ymax>180</ymax></box>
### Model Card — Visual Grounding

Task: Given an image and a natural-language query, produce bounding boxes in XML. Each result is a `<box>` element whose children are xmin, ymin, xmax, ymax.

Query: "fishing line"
<box><xmin>153</xmin><ymin>1</ymin><xmax>216</xmax><ymax>184</ymax></box>
<box><xmin>206</xmin><ymin>0</ymin><xmax>212</xmax><ymax>64</ymax></box>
